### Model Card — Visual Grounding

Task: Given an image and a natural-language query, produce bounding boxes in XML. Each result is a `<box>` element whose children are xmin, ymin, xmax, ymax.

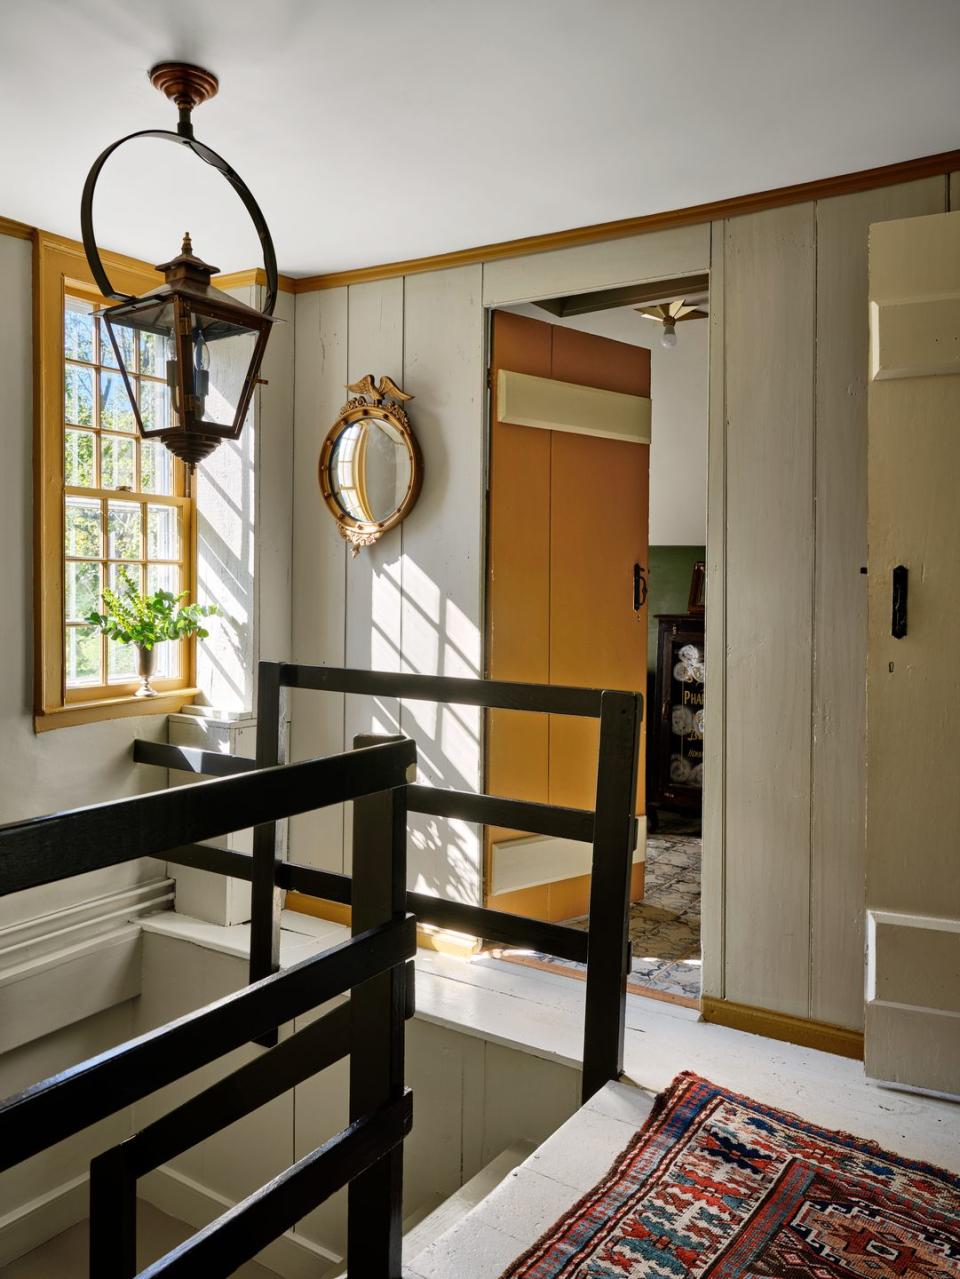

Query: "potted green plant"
<box><xmin>86</xmin><ymin>567</ymin><xmax>218</xmax><ymax>698</ymax></box>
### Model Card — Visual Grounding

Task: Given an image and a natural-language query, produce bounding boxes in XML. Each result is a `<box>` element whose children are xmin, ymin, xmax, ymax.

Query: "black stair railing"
<box><xmin>0</xmin><ymin>738</ymin><xmax>416</xmax><ymax>1278</ymax></box>
<box><xmin>135</xmin><ymin>663</ymin><xmax>643</xmax><ymax>1102</ymax></box>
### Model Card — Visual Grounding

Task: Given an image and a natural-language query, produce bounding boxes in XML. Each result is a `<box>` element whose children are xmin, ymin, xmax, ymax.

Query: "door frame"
<box><xmin>478</xmin><ymin>262</ymin><xmax>720</xmax><ymax>995</ymax></box>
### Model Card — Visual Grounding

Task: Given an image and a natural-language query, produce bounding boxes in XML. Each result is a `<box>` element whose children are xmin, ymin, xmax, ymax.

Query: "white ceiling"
<box><xmin>2</xmin><ymin>0</ymin><xmax>959</xmax><ymax>277</ymax></box>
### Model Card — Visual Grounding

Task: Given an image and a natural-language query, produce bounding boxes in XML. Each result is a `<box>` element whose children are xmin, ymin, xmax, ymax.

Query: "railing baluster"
<box><xmin>250</xmin><ymin>660</ymin><xmax>286</xmax><ymax>1008</ymax></box>
<box><xmin>89</xmin><ymin>1144</ymin><xmax>137</xmax><ymax>1279</ymax></box>
<box><xmin>582</xmin><ymin>689</ymin><xmax>642</xmax><ymax>1102</ymax></box>
<box><xmin>348</xmin><ymin>734</ymin><xmax>409</xmax><ymax>1278</ymax></box>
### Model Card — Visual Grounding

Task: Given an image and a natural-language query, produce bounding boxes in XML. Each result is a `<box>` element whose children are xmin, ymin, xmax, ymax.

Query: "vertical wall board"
<box><xmin>402</xmin><ymin>1020</ymin><xmax>469</xmax><ymax>1214</ymax></box>
<box><xmin>340</xmin><ymin>279</ymin><xmax>406</xmax><ymax>871</ymax></box>
<box><xmin>401</xmin><ymin>265</ymin><xmax>485</xmax><ymax>902</ymax></box>
<box><xmin>950</xmin><ymin>172</ymin><xmax>960</xmax><ymax>210</ymax></box>
<box><xmin>289</xmin><ymin>288</ymin><xmax>349</xmax><ymax>872</ymax></box>
<box><xmin>254</xmin><ymin>286</ymin><xmax>296</xmax><ymax>673</ymax></box>
<box><xmin>723</xmin><ymin>203</ymin><xmax>816</xmax><ymax>1019</ymax></box>
<box><xmin>479</xmin><ymin>1042</ymin><xmax>579</xmax><ymax>1167</ymax></box>
<box><xmin>701</xmin><ymin>220</ymin><xmax>726</xmax><ymax>1000</ymax></box>
<box><xmin>482</xmin><ymin>224</ymin><xmax>710</xmax><ymax>307</ymax></box>
<box><xmin>811</xmin><ymin>178</ymin><xmax>945</xmax><ymax>1030</ymax></box>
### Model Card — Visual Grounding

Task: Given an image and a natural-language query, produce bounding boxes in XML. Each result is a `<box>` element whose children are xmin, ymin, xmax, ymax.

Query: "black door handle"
<box><xmin>633</xmin><ymin>563</ymin><xmax>647</xmax><ymax>614</ymax></box>
<box><xmin>892</xmin><ymin>564</ymin><xmax>908</xmax><ymax>639</ymax></box>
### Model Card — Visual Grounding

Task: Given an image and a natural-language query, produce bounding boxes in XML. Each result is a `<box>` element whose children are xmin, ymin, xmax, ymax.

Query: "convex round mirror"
<box><xmin>319</xmin><ymin>375</ymin><xmax>422</xmax><ymax>554</ymax></box>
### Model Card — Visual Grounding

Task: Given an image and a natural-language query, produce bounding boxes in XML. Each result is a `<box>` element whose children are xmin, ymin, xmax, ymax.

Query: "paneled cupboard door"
<box><xmin>865</xmin><ymin>209</ymin><xmax>960</xmax><ymax>1095</ymax></box>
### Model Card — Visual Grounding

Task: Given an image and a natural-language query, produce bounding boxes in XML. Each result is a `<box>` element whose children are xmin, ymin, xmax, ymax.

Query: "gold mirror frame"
<box><xmin>318</xmin><ymin>375</ymin><xmax>423</xmax><ymax>555</ymax></box>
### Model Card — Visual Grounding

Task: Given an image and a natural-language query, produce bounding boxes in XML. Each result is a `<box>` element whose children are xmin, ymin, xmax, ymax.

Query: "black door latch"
<box><xmin>891</xmin><ymin>564</ymin><xmax>908</xmax><ymax>639</ymax></box>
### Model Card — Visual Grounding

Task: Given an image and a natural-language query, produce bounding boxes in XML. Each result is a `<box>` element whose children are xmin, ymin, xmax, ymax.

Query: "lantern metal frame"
<box><xmin>79</xmin><ymin>63</ymin><xmax>278</xmax><ymax>466</ymax></box>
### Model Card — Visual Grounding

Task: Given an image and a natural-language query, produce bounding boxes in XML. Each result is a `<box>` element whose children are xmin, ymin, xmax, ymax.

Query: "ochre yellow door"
<box><xmin>485</xmin><ymin>311</ymin><xmax>649</xmax><ymax>921</ymax></box>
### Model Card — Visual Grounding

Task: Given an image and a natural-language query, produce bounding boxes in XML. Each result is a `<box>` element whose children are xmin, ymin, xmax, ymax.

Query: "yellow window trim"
<box><xmin>34</xmin><ymin>231</ymin><xmax>199</xmax><ymax>731</ymax></box>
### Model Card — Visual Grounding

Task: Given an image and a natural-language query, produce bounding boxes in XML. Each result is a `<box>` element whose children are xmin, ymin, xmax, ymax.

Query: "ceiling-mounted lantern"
<box><xmin>81</xmin><ymin>62</ymin><xmax>279</xmax><ymax>470</ymax></box>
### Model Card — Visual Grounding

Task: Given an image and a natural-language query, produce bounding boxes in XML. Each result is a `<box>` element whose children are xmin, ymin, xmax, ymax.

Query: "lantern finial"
<box><xmin>182</xmin><ymin>231</ymin><xmax>193</xmax><ymax>255</ymax></box>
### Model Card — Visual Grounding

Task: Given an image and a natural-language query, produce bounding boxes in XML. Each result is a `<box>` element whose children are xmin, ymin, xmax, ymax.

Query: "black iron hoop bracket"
<box><xmin>80</xmin><ymin>128</ymin><xmax>279</xmax><ymax>317</ymax></box>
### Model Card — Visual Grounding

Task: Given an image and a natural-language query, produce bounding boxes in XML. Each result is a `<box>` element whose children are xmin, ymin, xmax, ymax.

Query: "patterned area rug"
<box><xmin>499</xmin><ymin>1073</ymin><xmax>960</xmax><ymax>1278</ymax></box>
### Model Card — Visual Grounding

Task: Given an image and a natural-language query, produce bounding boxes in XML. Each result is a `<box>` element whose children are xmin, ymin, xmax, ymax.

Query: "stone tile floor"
<box><xmin>504</xmin><ymin>821</ymin><xmax>702</xmax><ymax>1006</ymax></box>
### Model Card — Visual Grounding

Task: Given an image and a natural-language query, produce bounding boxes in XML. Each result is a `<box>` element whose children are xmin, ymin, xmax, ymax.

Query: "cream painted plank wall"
<box><xmin>290</xmin><ymin>287</ymin><xmax>349</xmax><ymax>873</ymax></box>
<box><xmin>810</xmin><ymin>178</ymin><xmax>945</xmax><ymax>1029</ymax></box>
<box><xmin>342</xmin><ymin>278</ymin><xmax>406</xmax><ymax>870</ymax></box>
<box><xmin>287</xmin><ymin>178</ymin><xmax>947</xmax><ymax>1032</ymax></box>
<box><xmin>401</xmin><ymin>266</ymin><xmax>485</xmax><ymax>901</ymax></box>
<box><xmin>723</xmin><ymin>202</ymin><xmax>817</xmax><ymax>1019</ymax></box>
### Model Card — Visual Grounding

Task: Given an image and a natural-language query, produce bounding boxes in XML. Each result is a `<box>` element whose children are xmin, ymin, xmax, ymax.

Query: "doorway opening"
<box><xmin>481</xmin><ymin>276</ymin><xmax>709</xmax><ymax>1010</ymax></box>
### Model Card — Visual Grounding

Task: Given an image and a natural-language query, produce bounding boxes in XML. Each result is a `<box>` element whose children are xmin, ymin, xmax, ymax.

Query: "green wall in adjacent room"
<box><xmin>646</xmin><ymin>545</ymin><xmax>705</xmax><ymax>674</ymax></box>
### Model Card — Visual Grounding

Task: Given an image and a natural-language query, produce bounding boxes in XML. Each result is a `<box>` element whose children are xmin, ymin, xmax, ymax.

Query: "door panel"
<box><xmin>865</xmin><ymin>209</ymin><xmax>960</xmax><ymax>1095</ymax></box>
<box><xmin>548</xmin><ymin>429</ymin><xmax>649</xmax><ymax>813</ymax></box>
<box><xmin>486</xmin><ymin>313</ymin><xmax>552</xmax><ymax>854</ymax></box>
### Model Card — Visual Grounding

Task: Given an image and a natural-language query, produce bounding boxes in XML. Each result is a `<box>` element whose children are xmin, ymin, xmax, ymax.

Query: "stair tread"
<box><xmin>405</xmin><ymin>1080</ymin><xmax>654</xmax><ymax>1279</ymax></box>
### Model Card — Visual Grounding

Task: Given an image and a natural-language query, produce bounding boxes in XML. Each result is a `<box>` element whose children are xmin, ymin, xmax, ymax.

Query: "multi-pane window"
<box><xmin>62</xmin><ymin>291</ymin><xmax>191</xmax><ymax>696</ymax></box>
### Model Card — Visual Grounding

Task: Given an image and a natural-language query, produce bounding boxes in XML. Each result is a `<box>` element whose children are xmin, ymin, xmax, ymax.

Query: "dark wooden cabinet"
<box><xmin>647</xmin><ymin>613</ymin><xmax>705</xmax><ymax>820</ymax></box>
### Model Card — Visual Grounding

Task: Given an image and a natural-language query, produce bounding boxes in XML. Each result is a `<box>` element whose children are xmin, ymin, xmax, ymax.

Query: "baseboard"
<box><xmin>140</xmin><ymin>1164</ymin><xmax>343</xmax><ymax>1279</ymax></box>
<box><xmin>0</xmin><ymin>1172</ymin><xmax>89</xmax><ymax>1268</ymax></box>
<box><xmin>700</xmin><ymin>997</ymin><xmax>864</xmax><ymax>1060</ymax></box>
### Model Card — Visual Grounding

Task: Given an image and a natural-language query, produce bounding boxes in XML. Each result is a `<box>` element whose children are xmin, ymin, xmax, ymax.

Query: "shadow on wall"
<box><xmin>195</xmin><ymin>426</ymin><xmax>255</xmax><ymax>713</ymax></box>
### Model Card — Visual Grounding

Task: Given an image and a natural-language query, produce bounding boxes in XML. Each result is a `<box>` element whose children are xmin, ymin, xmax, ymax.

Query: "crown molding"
<box><xmin>288</xmin><ymin>147</ymin><xmax>960</xmax><ymax>292</ymax></box>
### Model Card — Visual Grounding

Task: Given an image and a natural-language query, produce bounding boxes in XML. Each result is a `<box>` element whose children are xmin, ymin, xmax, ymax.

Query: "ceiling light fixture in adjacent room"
<box><xmin>79</xmin><ymin>63</ymin><xmax>279</xmax><ymax>470</ymax></box>
<box><xmin>635</xmin><ymin>299</ymin><xmax>708</xmax><ymax>350</ymax></box>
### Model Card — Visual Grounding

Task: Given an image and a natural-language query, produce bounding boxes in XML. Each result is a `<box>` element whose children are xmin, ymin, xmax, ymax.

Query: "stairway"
<box><xmin>404</xmin><ymin>1080</ymin><xmax>655</xmax><ymax>1279</ymax></box>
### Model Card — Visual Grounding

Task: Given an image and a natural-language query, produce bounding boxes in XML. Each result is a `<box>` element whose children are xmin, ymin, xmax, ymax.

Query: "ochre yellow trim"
<box><xmin>34</xmin><ymin>231</ymin><xmax>197</xmax><ymax>729</ymax></box>
<box><xmin>0</xmin><ymin>214</ymin><xmax>33</xmax><ymax>240</ymax></box>
<box><xmin>288</xmin><ymin>148</ymin><xmax>960</xmax><ymax>292</ymax></box>
<box><xmin>700</xmin><ymin>996</ymin><xmax>864</xmax><ymax>1060</ymax></box>
<box><xmin>34</xmin><ymin>689</ymin><xmax>199</xmax><ymax>732</ymax></box>
<box><xmin>285</xmin><ymin>891</ymin><xmax>480</xmax><ymax>958</ymax></box>
<box><xmin>214</xmin><ymin>267</ymin><xmax>297</xmax><ymax>294</ymax></box>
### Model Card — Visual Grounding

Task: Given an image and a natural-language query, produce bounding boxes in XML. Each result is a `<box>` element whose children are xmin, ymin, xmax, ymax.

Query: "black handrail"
<box><xmin>0</xmin><ymin>738</ymin><xmax>415</xmax><ymax>1278</ymax></box>
<box><xmin>137</xmin><ymin>662</ymin><xmax>642</xmax><ymax>1103</ymax></box>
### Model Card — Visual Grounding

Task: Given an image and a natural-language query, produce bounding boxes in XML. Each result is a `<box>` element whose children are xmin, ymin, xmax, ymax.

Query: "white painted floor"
<box><xmin>143</xmin><ymin>909</ymin><xmax>960</xmax><ymax>1170</ymax></box>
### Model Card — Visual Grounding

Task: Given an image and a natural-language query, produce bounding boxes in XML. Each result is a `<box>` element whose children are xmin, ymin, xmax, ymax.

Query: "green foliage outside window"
<box><xmin>87</xmin><ymin>566</ymin><xmax>217</xmax><ymax>650</ymax></box>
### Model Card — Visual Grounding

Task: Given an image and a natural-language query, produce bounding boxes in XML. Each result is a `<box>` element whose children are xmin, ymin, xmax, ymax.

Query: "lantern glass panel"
<box><xmin>187</xmin><ymin>307</ymin><xmax>259</xmax><ymax>431</ymax></box>
<box><xmin>104</xmin><ymin>300</ymin><xmax>178</xmax><ymax>430</ymax></box>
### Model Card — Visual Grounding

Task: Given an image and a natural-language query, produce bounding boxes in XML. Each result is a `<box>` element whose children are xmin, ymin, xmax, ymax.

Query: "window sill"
<box><xmin>34</xmin><ymin>688</ymin><xmax>200</xmax><ymax>733</ymax></box>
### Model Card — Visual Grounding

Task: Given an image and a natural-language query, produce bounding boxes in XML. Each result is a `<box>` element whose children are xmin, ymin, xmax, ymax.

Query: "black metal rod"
<box><xmin>0</xmin><ymin>739</ymin><xmax>416</xmax><ymax>899</ymax></box>
<box><xmin>89</xmin><ymin>1144</ymin><xmax>137</xmax><ymax>1279</ymax></box>
<box><xmin>125</xmin><ymin>1003</ymin><xmax>353</xmax><ymax>1177</ymax></box>
<box><xmin>0</xmin><ymin>918</ymin><xmax>415</xmax><ymax>1171</ymax></box>
<box><xmin>133</xmin><ymin>743</ymin><xmax>607</xmax><ymax>843</ymax></box>
<box><xmin>139</xmin><ymin>1092</ymin><xmax>413</xmax><ymax>1279</ymax></box>
<box><xmin>348</xmin><ymin>754</ymin><xmax>408</xmax><ymax>1276</ymax></box>
<box><xmin>251</xmin><ymin>660</ymin><xmax>285</xmax><ymax>989</ymax></box>
<box><xmin>80</xmin><ymin>127</ymin><xmax>279</xmax><ymax>316</ymax></box>
<box><xmin>132</xmin><ymin>740</ymin><xmax>257</xmax><ymax>776</ymax></box>
<box><xmin>280</xmin><ymin>663</ymin><xmax>609</xmax><ymax>718</ymax></box>
<box><xmin>158</xmin><ymin>846</ymin><xmax>588</xmax><ymax>963</ymax></box>
<box><xmin>408</xmin><ymin>784</ymin><xmax>598</xmax><ymax>843</ymax></box>
<box><xmin>581</xmin><ymin>691</ymin><xmax>642</xmax><ymax>1102</ymax></box>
